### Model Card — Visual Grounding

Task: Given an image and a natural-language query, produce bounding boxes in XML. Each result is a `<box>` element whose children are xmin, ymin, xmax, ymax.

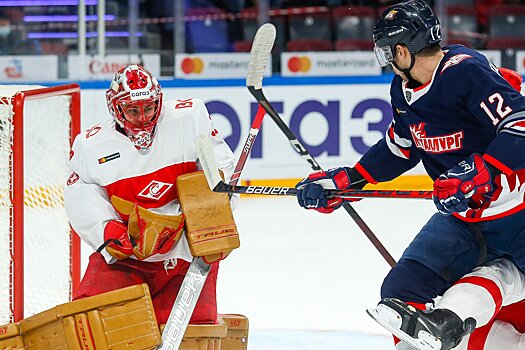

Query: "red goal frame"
<box><xmin>3</xmin><ymin>83</ymin><xmax>81</xmax><ymax>322</ymax></box>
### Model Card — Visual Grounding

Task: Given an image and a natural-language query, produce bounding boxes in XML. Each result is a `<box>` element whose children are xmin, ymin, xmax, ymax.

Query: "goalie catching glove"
<box><xmin>295</xmin><ymin>167</ymin><xmax>366</xmax><ymax>214</ymax></box>
<box><xmin>433</xmin><ymin>153</ymin><xmax>494</xmax><ymax>215</ymax></box>
<box><xmin>103</xmin><ymin>196</ymin><xmax>185</xmax><ymax>260</ymax></box>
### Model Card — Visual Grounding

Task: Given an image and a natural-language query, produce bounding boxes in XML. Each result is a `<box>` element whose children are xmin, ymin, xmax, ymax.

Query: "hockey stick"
<box><xmin>230</xmin><ymin>105</ymin><xmax>266</xmax><ymax>186</ymax></box>
<box><xmin>200</xmin><ymin>142</ymin><xmax>432</xmax><ymax>199</ymax></box>
<box><xmin>247</xmin><ymin>66</ymin><xmax>396</xmax><ymax>268</ymax></box>
<box><xmin>159</xmin><ymin>25</ymin><xmax>276</xmax><ymax>349</ymax></box>
<box><xmin>229</xmin><ymin>23</ymin><xmax>276</xmax><ymax>187</ymax></box>
<box><xmin>213</xmin><ymin>181</ymin><xmax>433</xmax><ymax>200</ymax></box>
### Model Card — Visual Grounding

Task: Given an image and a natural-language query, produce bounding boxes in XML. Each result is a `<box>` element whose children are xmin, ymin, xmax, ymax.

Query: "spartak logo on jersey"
<box><xmin>67</xmin><ymin>172</ymin><xmax>80</xmax><ymax>186</ymax></box>
<box><xmin>409</xmin><ymin>122</ymin><xmax>464</xmax><ymax>153</ymax></box>
<box><xmin>138</xmin><ymin>180</ymin><xmax>173</xmax><ymax>200</ymax></box>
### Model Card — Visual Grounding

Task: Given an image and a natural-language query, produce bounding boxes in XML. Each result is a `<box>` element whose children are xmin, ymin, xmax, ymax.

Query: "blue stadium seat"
<box><xmin>186</xmin><ymin>7</ymin><xmax>230</xmax><ymax>52</ymax></box>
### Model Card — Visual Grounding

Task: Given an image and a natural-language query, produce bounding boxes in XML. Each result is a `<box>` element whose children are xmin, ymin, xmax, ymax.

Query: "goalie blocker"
<box><xmin>177</xmin><ymin>171</ymin><xmax>240</xmax><ymax>263</ymax></box>
<box><xmin>0</xmin><ymin>284</ymin><xmax>248</xmax><ymax>350</ymax></box>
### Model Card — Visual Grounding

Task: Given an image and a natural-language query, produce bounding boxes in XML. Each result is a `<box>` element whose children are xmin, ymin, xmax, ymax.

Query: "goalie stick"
<box><xmin>158</xmin><ymin>256</ymin><xmax>211</xmax><ymax>350</ymax></box>
<box><xmin>158</xmin><ymin>23</ymin><xmax>276</xmax><ymax>349</ymax></box>
<box><xmin>247</xmin><ymin>62</ymin><xmax>396</xmax><ymax>269</ymax></box>
<box><xmin>158</xmin><ymin>136</ymin><xmax>216</xmax><ymax>350</ymax></box>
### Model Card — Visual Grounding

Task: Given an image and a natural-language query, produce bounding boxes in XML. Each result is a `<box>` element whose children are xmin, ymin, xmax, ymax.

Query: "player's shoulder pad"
<box><xmin>167</xmin><ymin>97</ymin><xmax>209</xmax><ymax>121</ymax></box>
<box><xmin>439</xmin><ymin>45</ymin><xmax>488</xmax><ymax>76</ymax></box>
<box><xmin>74</xmin><ymin>118</ymin><xmax>116</xmax><ymax>149</ymax></box>
<box><xmin>163</xmin><ymin>97</ymin><xmax>206</xmax><ymax>115</ymax></box>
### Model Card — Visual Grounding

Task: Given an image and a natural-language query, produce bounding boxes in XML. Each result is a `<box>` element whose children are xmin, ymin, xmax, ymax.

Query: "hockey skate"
<box><xmin>367</xmin><ymin>298</ymin><xmax>476</xmax><ymax>350</ymax></box>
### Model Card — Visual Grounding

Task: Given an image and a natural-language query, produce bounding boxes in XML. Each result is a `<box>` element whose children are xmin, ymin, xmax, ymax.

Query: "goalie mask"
<box><xmin>106</xmin><ymin>65</ymin><xmax>163</xmax><ymax>151</ymax></box>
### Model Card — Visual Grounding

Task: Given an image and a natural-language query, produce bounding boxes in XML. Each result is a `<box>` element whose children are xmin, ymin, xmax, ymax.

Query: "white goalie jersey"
<box><xmin>64</xmin><ymin>98</ymin><xmax>236</xmax><ymax>263</ymax></box>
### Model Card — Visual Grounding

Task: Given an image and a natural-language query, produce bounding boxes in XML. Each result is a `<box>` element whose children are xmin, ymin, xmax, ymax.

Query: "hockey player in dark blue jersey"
<box><xmin>295</xmin><ymin>0</ymin><xmax>525</xmax><ymax>349</ymax></box>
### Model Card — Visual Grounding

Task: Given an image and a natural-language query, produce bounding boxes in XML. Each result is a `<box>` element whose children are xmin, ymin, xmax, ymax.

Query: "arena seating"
<box><xmin>332</xmin><ymin>6</ymin><xmax>375</xmax><ymax>52</ymax></box>
<box><xmin>186</xmin><ymin>7</ymin><xmax>230</xmax><ymax>53</ymax></box>
<box><xmin>445</xmin><ymin>6</ymin><xmax>478</xmax><ymax>48</ymax></box>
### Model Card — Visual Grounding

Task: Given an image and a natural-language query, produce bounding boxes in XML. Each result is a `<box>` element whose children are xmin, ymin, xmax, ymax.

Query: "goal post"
<box><xmin>0</xmin><ymin>84</ymin><xmax>81</xmax><ymax>323</ymax></box>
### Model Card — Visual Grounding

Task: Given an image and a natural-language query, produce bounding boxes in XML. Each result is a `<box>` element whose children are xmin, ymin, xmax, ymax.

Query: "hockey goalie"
<box><xmin>0</xmin><ymin>65</ymin><xmax>248</xmax><ymax>350</ymax></box>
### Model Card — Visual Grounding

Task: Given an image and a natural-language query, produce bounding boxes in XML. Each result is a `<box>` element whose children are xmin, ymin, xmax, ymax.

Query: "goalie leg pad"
<box><xmin>220</xmin><ymin>314</ymin><xmax>249</xmax><ymax>350</ymax></box>
<box><xmin>177</xmin><ymin>171</ymin><xmax>240</xmax><ymax>262</ymax></box>
<box><xmin>179</xmin><ymin>321</ymin><xmax>228</xmax><ymax>350</ymax></box>
<box><xmin>161</xmin><ymin>314</ymin><xmax>248</xmax><ymax>350</ymax></box>
<box><xmin>0</xmin><ymin>323</ymin><xmax>24</xmax><ymax>349</ymax></box>
<box><xmin>0</xmin><ymin>284</ymin><xmax>161</xmax><ymax>349</ymax></box>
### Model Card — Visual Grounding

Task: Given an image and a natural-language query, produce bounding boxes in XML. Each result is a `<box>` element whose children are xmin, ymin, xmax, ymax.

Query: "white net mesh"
<box><xmin>0</xmin><ymin>85</ymin><xmax>73</xmax><ymax>323</ymax></box>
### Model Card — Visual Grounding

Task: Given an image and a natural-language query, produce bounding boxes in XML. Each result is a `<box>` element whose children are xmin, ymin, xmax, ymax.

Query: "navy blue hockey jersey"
<box><xmin>357</xmin><ymin>45</ymin><xmax>525</xmax><ymax>221</ymax></box>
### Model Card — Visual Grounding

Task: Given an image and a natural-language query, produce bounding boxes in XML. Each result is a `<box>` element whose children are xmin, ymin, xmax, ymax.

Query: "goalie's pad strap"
<box><xmin>0</xmin><ymin>284</ymin><xmax>161</xmax><ymax>349</ymax></box>
<box><xmin>111</xmin><ymin>195</ymin><xmax>185</xmax><ymax>260</ymax></box>
<box><xmin>177</xmin><ymin>171</ymin><xmax>240</xmax><ymax>261</ymax></box>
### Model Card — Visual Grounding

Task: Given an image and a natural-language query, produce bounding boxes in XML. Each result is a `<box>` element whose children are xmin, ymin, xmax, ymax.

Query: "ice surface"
<box><xmin>217</xmin><ymin>196</ymin><xmax>436</xmax><ymax>350</ymax></box>
<box><xmin>249</xmin><ymin>330</ymin><xmax>392</xmax><ymax>349</ymax></box>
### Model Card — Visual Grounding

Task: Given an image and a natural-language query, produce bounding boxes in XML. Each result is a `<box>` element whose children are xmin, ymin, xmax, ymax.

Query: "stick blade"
<box><xmin>195</xmin><ymin>135</ymin><xmax>222</xmax><ymax>190</ymax></box>
<box><xmin>246</xmin><ymin>23</ymin><xmax>276</xmax><ymax>90</ymax></box>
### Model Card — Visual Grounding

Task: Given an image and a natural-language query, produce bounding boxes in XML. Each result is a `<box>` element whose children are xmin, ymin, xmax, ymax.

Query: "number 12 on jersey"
<box><xmin>480</xmin><ymin>92</ymin><xmax>512</xmax><ymax>125</ymax></box>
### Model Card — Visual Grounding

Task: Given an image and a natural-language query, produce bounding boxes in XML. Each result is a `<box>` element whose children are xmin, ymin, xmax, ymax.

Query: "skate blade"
<box><xmin>366</xmin><ymin>304</ymin><xmax>442</xmax><ymax>350</ymax></box>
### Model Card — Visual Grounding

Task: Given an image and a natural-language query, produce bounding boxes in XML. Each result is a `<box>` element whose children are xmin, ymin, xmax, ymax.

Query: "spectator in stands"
<box><xmin>476</xmin><ymin>0</ymin><xmax>505</xmax><ymax>33</ymax></box>
<box><xmin>0</xmin><ymin>11</ymin><xmax>41</xmax><ymax>55</ymax></box>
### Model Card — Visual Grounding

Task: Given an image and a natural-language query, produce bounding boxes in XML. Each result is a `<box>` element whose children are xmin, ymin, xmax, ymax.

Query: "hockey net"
<box><xmin>0</xmin><ymin>84</ymin><xmax>81</xmax><ymax>324</ymax></box>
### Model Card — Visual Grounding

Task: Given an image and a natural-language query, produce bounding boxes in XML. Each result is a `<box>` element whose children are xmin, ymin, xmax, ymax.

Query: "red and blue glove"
<box><xmin>296</xmin><ymin>167</ymin><xmax>359</xmax><ymax>214</ymax></box>
<box><xmin>433</xmin><ymin>154</ymin><xmax>493</xmax><ymax>215</ymax></box>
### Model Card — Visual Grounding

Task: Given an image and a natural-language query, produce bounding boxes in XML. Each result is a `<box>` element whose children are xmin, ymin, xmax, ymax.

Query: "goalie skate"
<box><xmin>366</xmin><ymin>298</ymin><xmax>475</xmax><ymax>350</ymax></box>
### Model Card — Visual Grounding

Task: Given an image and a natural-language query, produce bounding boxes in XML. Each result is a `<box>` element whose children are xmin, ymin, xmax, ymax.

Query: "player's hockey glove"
<box><xmin>433</xmin><ymin>154</ymin><xmax>493</xmax><ymax>215</ymax></box>
<box><xmin>498</xmin><ymin>67</ymin><xmax>523</xmax><ymax>92</ymax></box>
<box><xmin>102</xmin><ymin>220</ymin><xmax>134</xmax><ymax>260</ymax></box>
<box><xmin>295</xmin><ymin>167</ymin><xmax>365</xmax><ymax>214</ymax></box>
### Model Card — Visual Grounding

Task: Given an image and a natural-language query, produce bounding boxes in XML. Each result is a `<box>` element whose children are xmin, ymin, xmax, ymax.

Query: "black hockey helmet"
<box><xmin>373</xmin><ymin>0</ymin><xmax>441</xmax><ymax>67</ymax></box>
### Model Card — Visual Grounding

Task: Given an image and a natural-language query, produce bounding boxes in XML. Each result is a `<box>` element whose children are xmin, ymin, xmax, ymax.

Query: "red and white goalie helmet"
<box><xmin>105</xmin><ymin>65</ymin><xmax>163</xmax><ymax>151</ymax></box>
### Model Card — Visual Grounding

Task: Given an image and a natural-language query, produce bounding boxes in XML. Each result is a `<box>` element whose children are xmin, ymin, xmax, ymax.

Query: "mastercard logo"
<box><xmin>288</xmin><ymin>56</ymin><xmax>311</xmax><ymax>73</ymax></box>
<box><xmin>181</xmin><ymin>57</ymin><xmax>204</xmax><ymax>74</ymax></box>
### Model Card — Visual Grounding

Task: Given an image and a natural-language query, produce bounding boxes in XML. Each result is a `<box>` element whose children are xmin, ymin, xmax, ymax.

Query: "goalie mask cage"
<box><xmin>0</xmin><ymin>84</ymin><xmax>81</xmax><ymax>324</ymax></box>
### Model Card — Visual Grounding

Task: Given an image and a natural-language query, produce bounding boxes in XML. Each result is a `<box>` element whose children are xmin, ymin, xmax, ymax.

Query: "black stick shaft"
<box><xmin>215</xmin><ymin>182</ymin><xmax>432</xmax><ymax>199</ymax></box>
<box><xmin>248</xmin><ymin>86</ymin><xmax>397</xmax><ymax>267</ymax></box>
